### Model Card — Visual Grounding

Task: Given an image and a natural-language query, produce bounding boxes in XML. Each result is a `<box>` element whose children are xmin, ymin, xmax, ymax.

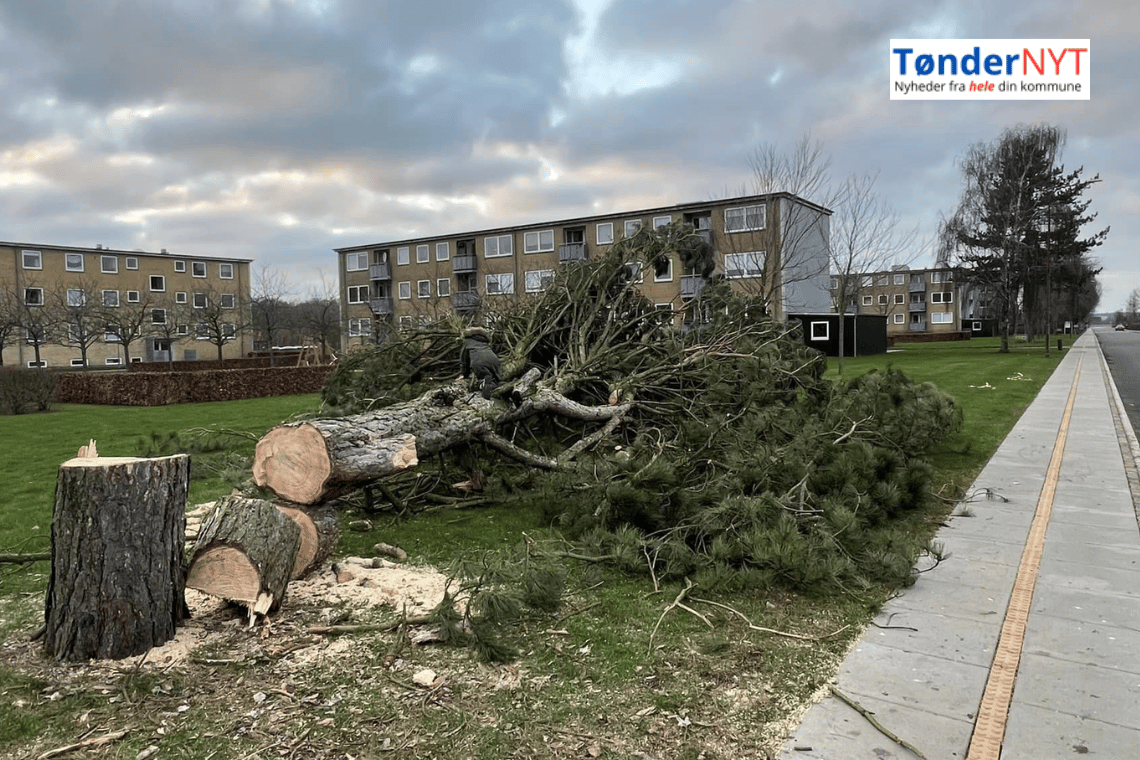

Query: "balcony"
<box><xmin>369</xmin><ymin>263</ymin><xmax>391</xmax><ymax>281</ymax></box>
<box><xmin>558</xmin><ymin>243</ymin><xmax>587</xmax><ymax>263</ymax></box>
<box><xmin>680</xmin><ymin>275</ymin><xmax>707</xmax><ymax>299</ymax></box>
<box><xmin>909</xmin><ymin>321</ymin><xmax>927</xmax><ymax>332</ymax></box>
<box><xmin>908</xmin><ymin>301</ymin><xmax>926</xmax><ymax>312</ymax></box>
<box><xmin>452</xmin><ymin>255</ymin><xmax>477</xmax><ymax>273</ymax></box>
<box><xmin>909</xmin><ymin>279</ymin><xmax>927</xmax><ymax>292</ymax></box>
<box><xmin>370</xmin><ymin>297</ymin><xmax>393</xmax><ymax>315</ymax></box>
<box><xmin>454</xmin><ymin>291</ymin><xmax>479</xmax><ymax>312</ymax></box>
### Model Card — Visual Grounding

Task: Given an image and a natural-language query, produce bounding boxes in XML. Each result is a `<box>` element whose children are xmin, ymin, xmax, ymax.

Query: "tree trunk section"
<box><xmin>44</xmin><ymin>455</ymin><xmax>190</xmax><ymax>662</ymax></box>
<box><xmin>275</xmin><ymin>504</ymin><xmax>339</xmax><ymax>579</ymax></box>
<box><xmin>186</xmin><ymin>496</ymin><xmax>301</xmax><ymax>615</ymax></box>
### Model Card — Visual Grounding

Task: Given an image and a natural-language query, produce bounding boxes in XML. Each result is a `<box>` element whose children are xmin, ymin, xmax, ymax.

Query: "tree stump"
<box><xmin>275</xmin><ymin>504</ymin><xmax>339</xmax><ymax>579</ymax></box>
<box><xmin>44</xmin><ymin>455</ymin><xmax>190</xmax><ymax>662</ymax></box>
<box><xmin>185</xmin><ymin>496</ymin><xmax>301</xmax><ymax>615</ymax></box>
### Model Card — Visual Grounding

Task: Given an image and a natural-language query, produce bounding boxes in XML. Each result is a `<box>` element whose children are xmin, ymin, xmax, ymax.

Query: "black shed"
<box><xmin>787</xmin><ymin>313</ymin><xmax>888</xmax><ymax>358</ymax></box>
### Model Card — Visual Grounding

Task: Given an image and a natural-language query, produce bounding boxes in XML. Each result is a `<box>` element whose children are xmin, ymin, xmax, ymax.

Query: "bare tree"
<box><xmin>0</xmin><ymin>285</ymin><xmax>24</xmax><ymax>366</ymax></box>
<box><xmin>99</xmin><ymin>295</ymin><xmax>155</xmax><ymax>365</ymax></box>
<box><xmin>190</xmin><ymin>283</ymin><xmax>250</xmax><ymax>361</ymax></box>
<box><xmin>829</xmin><ymin>172</ymin><xmax>921</xmax><ymax>373</ymax></box>
<box><xmin>251</xmin><ymin>266</ymin><xmax>295</xmax><ymax>365</ymax></box>
<box><xmin>147</xmin><ymin>302</ymin><xmax>194</xmax><ymax>368</ymax></box>
<box><xmin>52</xmin><ymin>279</ymin><xmax>106</xmax><ymax>368</ymax></box>
<box><xmin>12</xmin><ymin>281</ymin><xmax>55</xmax><ymax>368</ymax></box>
<box><xmin>298</xmin><ymin>272</ymin><xmax>341</xmax><ymax>361</ymax></box>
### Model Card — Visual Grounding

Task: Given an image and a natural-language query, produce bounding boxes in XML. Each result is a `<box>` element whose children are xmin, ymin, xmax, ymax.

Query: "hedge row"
<box><xmin>56</xmin><ymin>365</ymin><xmax>335</xmax><ymax>406</ymax></box>
<box><xmin>127</xmin><ymin>354</ymin><xmax>307</xmax><ymax>373</ymax></box>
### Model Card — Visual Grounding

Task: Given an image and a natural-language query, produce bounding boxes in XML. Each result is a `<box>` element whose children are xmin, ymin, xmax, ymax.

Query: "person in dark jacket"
<box><xmin>459</xmin><ymin>326</ymin><xmax>501</xmax><ymax>400</ymax></box>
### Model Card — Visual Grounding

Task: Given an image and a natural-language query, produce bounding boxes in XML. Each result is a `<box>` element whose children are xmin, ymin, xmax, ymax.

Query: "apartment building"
<box><xmin>335</xmin><ymin>193</ymin><xmax>833</xmax><ymax>349</ymax></box>
<box><xmin>832</xmin><ymin>266</ymin><xmax>969</xmax><ymax>337</ymax></box>
<box><xmin>1</xmin><ymin>242</ymin><xmax>253</xmax><ymax>367</ymax></box>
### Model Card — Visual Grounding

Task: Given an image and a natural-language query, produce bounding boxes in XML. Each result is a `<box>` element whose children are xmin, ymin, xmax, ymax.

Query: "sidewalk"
<box><xmin>779</xmin><ymin>330</ymin><xmax>1140</xmax><ymax>759</ymax></box>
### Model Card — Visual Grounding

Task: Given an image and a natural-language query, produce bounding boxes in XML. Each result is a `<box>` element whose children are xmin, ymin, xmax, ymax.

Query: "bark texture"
<box><xmin>44</xmin><ymin>455</ymin><xmax>190</xmax><ymax>662</ymax></box>
<box><xmin>186</xmin><ymin>496</ymin><xmax>301</xmax><ymax>614</ymax></box>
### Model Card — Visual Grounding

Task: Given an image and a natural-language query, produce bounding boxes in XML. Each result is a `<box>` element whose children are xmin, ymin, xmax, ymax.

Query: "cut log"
<box><xmin>275</xmin><ymin>504</ymin><xmax>339</xmax><ymax>579</ymax></box>
<box><xmin>44</xmin><ymin>455</ymin><xmax>190</xmax><ymax>662</ymax></box>
<box><xmin>186</xmin><ymin>496</ymin><xmax>301</xmax><ymax>615</ymax></box>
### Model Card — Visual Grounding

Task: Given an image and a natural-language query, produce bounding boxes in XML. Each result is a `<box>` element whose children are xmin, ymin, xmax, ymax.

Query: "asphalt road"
<box><xmin>1095</xmin><ymin>326</ymin><xmax>1140</xmax><ymax>437</ymax></box>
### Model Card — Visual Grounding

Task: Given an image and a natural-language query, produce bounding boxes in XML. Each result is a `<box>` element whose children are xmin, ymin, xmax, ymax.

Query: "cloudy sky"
<box><xmin>1</xmin><ymin>0</ymin><xmax>1135</xmax><ymax>310</ymax></box>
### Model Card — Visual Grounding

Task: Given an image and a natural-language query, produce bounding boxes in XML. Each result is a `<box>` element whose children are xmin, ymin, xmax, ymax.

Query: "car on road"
<box><xmin>1115</xmin><ymin>324</ymin><xmax>1127</xmax><ymax>331</ymax></box>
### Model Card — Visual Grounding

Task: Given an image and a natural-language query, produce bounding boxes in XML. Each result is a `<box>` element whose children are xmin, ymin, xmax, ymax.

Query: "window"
<box><xmin>437</xmin><ymin>278</ymin><xmax>451</xmax><ymax>297</ymax></box>
<box><xmin>724</xmin><ymin>251</ymin><xmax>765</xmax><ymax>279</ymax></box>
<box><xmin>524</xmin><ymin>230</ymin><xmax>555</xmax><ymax>253</ymax></box>
<box><xmin>347</xmin><ymin>285</ymin><xmax>369</xmax><ymax>304</ymax></box>
<box><xmin>152</xmin><ymin>309</ymin><xmax>167</xmax><ymax>325</ymax></box>
<box><xmin>894</xmin><ymin>293</ymin><xmax>905</xmax><ymax>305</ymax></box>
<box><xmin>877</xmin><ymin>275</ymin><xmax>888</xmax><ymax>286</ymax></box>
<box><xmin>624</xmin><ymin>220</ymin><xmax>643</xmax><ymax>237</ymax></box>
<box><xmin>176</xmin><ymin>291</ymin><xmax>188</xmax><ymax>304</ymax></box>
<box><xmin>894</xmin><ymin>313</ymin><xmax>905</xmax><ymax>324</ymax></box>
<box><xmin>653</xmin><ymin>215</ymin><xmax>672</xmax><ymax>230</ymax></box>
<box><xmin>103</xmin><ymin>290</ymin><xmax>120</xmax><ymax>307</ymax></box>
<box><xmin>910</xmin><ymin>292</ymin><xmax>924</xmax><ymax>304</ymax></box>
<box><xmin>222</xmin><ymin>323</ymin><xmax>236</xmax><ymax>339</ymax></box>
<box><xmin>346</xmin><ymin>252</ymin><xmax>368</xmax><ymax>271</ymax></box>
<box><xmin>878</xmin><ymin>294</ymin><xmax>888</xmax><ymax>305</ymax></box>
<box><xmin>862</xmin><ymin>295</ymin><xmax>873</xmax><ymax>306</ymax></box>
<box><xmin>484</xmin><ymin>235</ymin><xmax>513</xmax><ymax>258</ymax></box>
<box><xmin>348</xmin><ymin>318</ymin><xmax>372</xmax><ymax>337</ymax></box>
<box><xmin>930</xmin><ymin>270</ymin><xmax>953</xmax><ymax>283</ymax></box>
<box><xmin>398</xmin><ymin>316</ymin><xmax>413</xmax><ymax>331</ymax></box>
<box><xmin>27</xmin><ymin>360</ymin><xmax>47</xmax><ymax>368</ymax></box>
<box><xmin>436</xmin><ymin>242</ymin><xmax>450</xmax><ymax>261</ymax></box>
<box><xmin>177</xmin><ymin>324</ymin><xmax>189</xmax><ymax>336</ymax></box>
<box><xmin>174</xmin><ymin>260</ymin><xmax>186</xmax><ymax>273</ymax></box>
<box><xmin>150</xmin><ymin>275</ymin><xmax>165</xmax><ymax>292</ymax></box>
<box><xmin>67</xmin><ymin>323</ymin><xmax>84</xmax><ymax>344</ymax></box>
<box><xmin>931</xmin><ymin>292</ymin><xmax>953</xmax><ymax>304</ymax></box>
<box><xmin>830</xmin><ymin>276</ymin><xmax>839</xmax><ymax>290</ymax></box>
<box><xmin>724</xmin><ymin>204</ymin><xmax>765</xmax><ymax>232</ymax></box>
<box><xmin>22</xmin><ymin>250</ymin><xmax>42</xmax><ymax>269</ymax></box>
<box><xmin>485</xmin><ymin>273</ymin><xmax>515</xmax><ymax>295</ymax></box>
<box><xmin>861</xmin><ymin>275</ymin><xmax>873</xmax><ymax>288</ymax></box>
<box><xmin>219</xmin><ymin>262</ymin><xmax>234</xmax><ymax>279</ymax></box>
<box><xmin>195</xmin><ymin>324</ymin><xmax>209</xmax><ymax>340</ymax></box>
<box><xmin>193</xmin><ymin>293</ymin><xmax>208</xmax><ymax>309</ymax></box>
<box><xmin>416</xmin><ymin>245</ymin><xmax>430</xmax><ymax>264</ymax></box>
<box><xmin>126</xmin><ymin>256</ymin><xmax>139</xmax><ymax>270</ymax></box>
<box><xmin>24</xmin><ymin>287</ymin><xmax>43</xmax><ymax>306</ymax></box>
<box><xmin>101</xmin><ymin>255</ymin><xmax>118</xmax><ymax>274</ymax></box>
<box><xmin>931</xmin><ymin>312</ymin><xmax>954</xmax><ymax>324</ymax></box>
<box><xmin>417</xmin><ymin>280</ymin><xmax>431</xmax><ymax>298</ymax></box>
<box><xmin>398</xmin><ymin>281</ymin><xmax>412</xmax><ymax>299</ymax></box>
<box><xmin>972</xmin><ymin>321</ymin><xmax>982</xmax><ymax>331</ymax></box>
<box><xmin>127</xmin><ymin>290</ymin><xmax>140</xmax><ymax>303</ymax></box>
<box><xmin>654</xmin><ymin>258</ymin><xmax>674</xmax><ymax>283</ymax></box>
<box><xmin>67</xmin><ymin>289</ymin><xmax>86</xmax><ymax>307</ymax></box>
<box><xmin>810</xmin><ymin>321</ymin><xmax>829</xmax><ymax>341</ymax></box>
<box><xmin>623</xmin><ymin>261</ymin><xmax>644</xmax><ymax>283</ymax></box>
<box><xmin>104</xmin><ymin>325</ymin><xmax>121</xmax><ymax>342</ymax></box>
<box><xmin>524</xmin><ymin>269</ymin><xmax>554</xmax><ymax>293</ymax></box>
<box><xmin>596</xmin><ymin>223</ymin><xmax>614</xmax><ymax>245</ymax></box>
<box><xmin>105</xmin><ymin>357</ymin><xmax>122</xmax><ymax>365</ymax></box>
<box><xmin>220</xmin><ymin>294</ymin><xmax>235</xmax><ymax>309</ymax></box>
<box><xmin>192</xmin><ymin>261</ymin><xmax>207</xmax><ymax>277</ymax></box>
<box><xmin>65</xmin><ymin>253</ymin><xmax>84</xmax><ymax>272</ymax></box>
<box><xmin>396</xmin><ymin>247</ymin><xmax>410</xmax><ymax>265</ymax></box>
<box><xmin>893</xmin><ymin>273</ymin><xmax>905</xmax><ymax>285</ymax></box>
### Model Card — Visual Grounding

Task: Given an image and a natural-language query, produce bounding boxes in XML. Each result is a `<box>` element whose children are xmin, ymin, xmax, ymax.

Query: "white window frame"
<box><xmin>416</xmin><ymin>244</ymin><xmax>430</xmax><ymax>264</ymax></box>
<box><xmin>524</xmin><ymin>269</ymin><xmax>554</xmax><ymax>293</ymax></box>
<box><xmin>876</xmin><ymin>275</ymin><xmax>888</xmax><ymax>286</ymax></box>
<box><xmin>654</xmin><ymin>258</ymin><xmax>674</xmax><ymax>283</ymax></box>
<box><xmin>150</xmin><ymin>275</ymin><xmax>166</xmax><ymax>292</ymax></box>
<box><xmin>220</xmin><ymin>294</ymin><xmax>235</xmax><ymax>309</ymax></box>
<box><xmin>893</xmin><ymin>273</ymin><xmax>905</xmax><ymax>285</ymax></box>
<box><xmin>624</xmin><ymin>220</ymin><xmax>643</xmax><ymax>237</ymax></box>
<box><xmin>103</xmin><ymin>290</ymin><xmax>120</xmax><ymax>307</ymax></box>
<box><xmin>417</xmin><ymin>280</ymin><xmax>431</xmax><ymax>298</ymax></box>
<box><xmin>861</xmin><ymin>275</ymin><xmax>874</xmax><ymax>288</ymax></box>
<box><xmin>484</xmin><ymin>235</ymin><xmax>513</xmax><ymax>258</ymax></box>
<box><xmin>809</xmin><ymin>321</ymin><xmax>829</xmax><ymax>341</ymax></box>
<box><xmin>436</xmin><ymin>278</ymin><xmax>451</xmax><ymax>297</ymax></box>
<box><xmin>67</xmin><ymin>323</ymin><xmax>84</xmax><ymax>344</ymax></box>
<box><xmin>396</xmin><ymin>247</ymin><xmax>410</xmax><ymax>266</ymax></box>
<box><xmin>723</xmin><ymin>251</ymin><xmax>765</xmax><ymax>279</ymax></box>
<box><xmin>101</xmin><ymin>255</ymin><xmax>118</xmax><ymax>274</ymax></box>
<box><xmin>219</xmin><ymin>262</ymin><xmax>234</xmax><ymax>279</ymax></box>
<box><xmin>67</xmin><ymin>288</ymin><xmax>86</xmax><ymax>307</ymax></box>
<box><xmin>105</xmin><ymin>357</ymin><xmax>122</xmax><ymax>365</ymax></box>
<box><xmin>931</xmin><ymin>311</ymin><xmax>955</xmax><ymax>324</ymax></box>
<box><xmin>894</xmin><ymin>313</ymin><xmax>905</xmax><ymax>324</ymax></box>
<box><xmin>223</xmin><ymin>323</ymin><xmax>236</xmax><ymax>339</ymax></box>
<box><xmin>485</xmin><ymin>272</ymin><xmax>515</xmax><ymax>295</ymax></box>
<box><xmin>653</xmin><ymin>215</ymin><xmax>672</xmax><ymax>230</ymax></box>
<box><xmin>398</xmin><ymin>281</ymin><xmax>412</xmax><ymax>300</ymax></box>
<box><xmin>348</xmin><ymin>318</ymin><xmax>372</xmax><ymax>337</ymax></box>
<box><xmin>65</xmin><ymin>252</ymin><xmax>84</xmax><ymax>272</ymax></box>
<box><xmin>125</xmin><ymin>256</ymin><xmax>139</xmax><ymax>270</ymax></box>
<box><xmin>862</xmin><ymin>295</ymin><xmax>873</xmax><ymax>306</ymax></box>
<box><xmin>894</xmin><ymin>293</ymin><xmax>905</xmax><ymax>305</ymax></box>
<box><xmin>346</xmin><ymin>252</ymin><xmax>368</xmax><ymax>271</ymax></box>
<box><xmin>176</xmin><ymin>291</ymin><xmax>188</xmax><ymax>304</ymax></box>
<box><xmin>830</xmin><ymin>276</ymin><xmax>839</xmax><ymax>290</ymax></box>
<box><xmin>972</xmin><ymin>321</ymin><xmax>982</xmax><ymax>331</ymax></box>
<box><xmin>22</xmin><ymin>250</ymin><xmax>42</xmax><ymax>269</ymax></box>
<box><xmin>724</xmin><ymin>204</ymin><xmax>765</xmax><ymax>233</ymax></box>
<box><xmin>347</xmin><ymin>285</ymin><xmax>369</xmax><ymax>304</ymax></box>
<box><xmin>195</xmin><ymin>323</ymin><xmax>210</xmax><ymax>340</ymax></box>
<box><xmin>192</xmin><ymin>293</ymin><xmax>207</xmax><ymax>309</ymax></box>
<box><xmin>192</xmin><ymin>261</ymin><xmax>207</xmax><ymax>277</ymax></box>
<box><xmin>398</xmin><ymin>316</ymin><xmax>413</xmax><ymax>331</ymax></box>
<box><xmin>24</xmin><ymin>287</ymin><xmax>44</xmax><ymax>306</ymax></box>
<box><xmin>524</xmin><ymin>229</ymin><xmax>555</xmax><ymax>254</ymax></box>
<box><xmin>152</xmin><ymin>308</ymin><xmax>167</xmax><ymax>325</ymax></box>
<box><xmin>174</xmin><ymin>260</ymin><xmax>186</xmax><ymax>273</ymax></box>
<box><xmin>596</xmin><ymin>222</ymin><xmax>614</xmax><ymax>245</ymax></box>
<box><xmin>623</xmin><ymin>261</ymin><xmax>644</xmax><ymax>283</ymax></box>
<box><xmin>27</xmin><ymin>360</ymin><xmax>47</xmax><ymax>368</ymax></box>
<box><xmin>127</xmin><ymin>290</ymin><xmax>140</xmax><ymax>303</ymax></box>
<box><xmin>931</xmin><ymin>291</ymin><xmax>953</xmax><ymax>304</ymax></box>
<box><xmin>70</xmin><ymin>358</ymin><xmax>86</xmax><ymax>367</ymax></box>
<box><xmin>878</xmin><ymin>294</ymin><xmax>888</xmax><ymax>305</ymax></box>
<box><xmin>435</xmin><ymin>242</ymin><xmax>450</xmax><ymax>261</ymax></box>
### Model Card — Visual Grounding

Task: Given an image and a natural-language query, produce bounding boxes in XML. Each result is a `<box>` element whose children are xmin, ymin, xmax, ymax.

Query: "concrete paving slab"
<box><xmin>1036</xmin><ymin>554</ymin><xmax>1140</xmax><ymax>594</ymax></box>
<box><xmin>1028</xmin><ymin>585</ymin><xmax>1140</xmax><ymax>632</ymax></box>
<box><xmin>885</xmin><ymin>576</ymin><xmax>1009</xmax><ymax>621</ymax></box>
<box><xmin>1041</xmin><ymin>536</ymin><xmax>1140</xmax><ymax>571</ymax></box>
<box><xmin>840</xmin><ymin>608</ymin><xmax>1001</xmax><ymax>668</ymax></box>
<box><xmin>1038</xmin><ymin>519</ymin><xmax>1140</xmax><ymax>549</ymax></box>
<box><xmin>1001</xmin><ymin>702</ymin><xmax>1140</xmax><ymax>760</ymax></box>
<box><xmin>1022</xmin><ymin>614</ymin><xmax>1140</xmax><ymax>675</ymax></box>
<box><xmin>909</xmin><ymin>554</ymin><xmax>1020</xmax><ymax>592</ymax></box>
<box><xmin>929</xmin><ymin>533</ymin><xmax>1031</xmax><ymax>566</ymax></box>
<box><xmin>1011</xmin><ymin>652</ymin><xmax>1140</xmax><ymax>729</ymax></box>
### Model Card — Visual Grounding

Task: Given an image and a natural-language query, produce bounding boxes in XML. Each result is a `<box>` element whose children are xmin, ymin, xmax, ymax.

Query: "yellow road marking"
<box><xmin>966</xmin><ymin>352</ymin><xmax>1085</xmax><ymax>760</ymax></box>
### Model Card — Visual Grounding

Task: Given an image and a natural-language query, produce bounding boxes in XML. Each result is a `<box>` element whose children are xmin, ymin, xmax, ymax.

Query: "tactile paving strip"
<box><xmin>965</xmin><ymin>352</ymin><xmax>1085</xmax><ymax>760</ymax></box>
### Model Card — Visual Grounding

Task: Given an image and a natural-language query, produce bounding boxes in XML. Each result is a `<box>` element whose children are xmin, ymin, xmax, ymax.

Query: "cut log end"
<box><xmin>185</xmin><ymin>546</ymin><xmax>260</xmax><ymax>603</ymax></box>
<box><xmin>252</xmin><ymin>424</ymin><xmax>333</xmax><ymax>505</ymax></box>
